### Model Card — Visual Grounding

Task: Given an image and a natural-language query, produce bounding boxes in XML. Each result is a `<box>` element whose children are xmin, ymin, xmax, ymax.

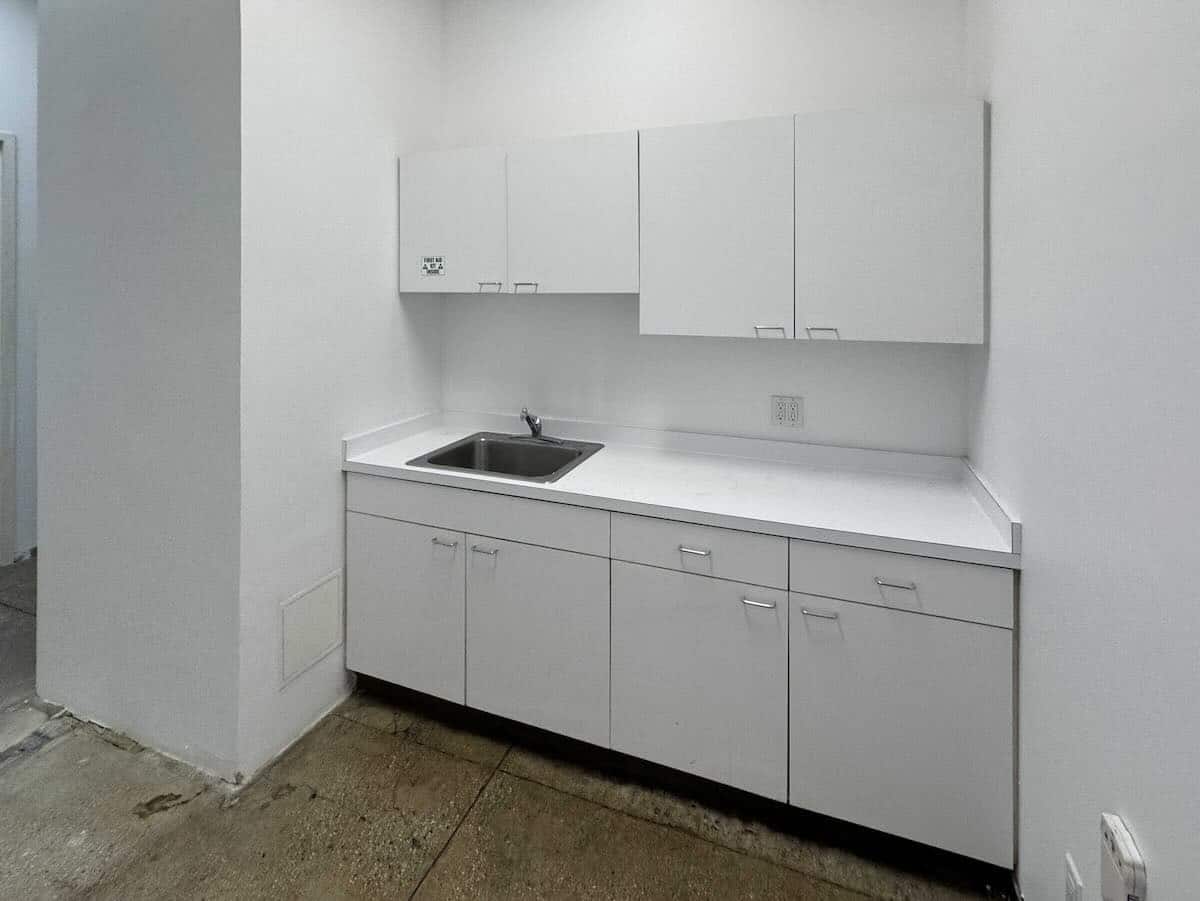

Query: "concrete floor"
<box><xmin>0</xmin><ymin>558</ymin><xmax>1012</xmax><ymax>900</ymax></box>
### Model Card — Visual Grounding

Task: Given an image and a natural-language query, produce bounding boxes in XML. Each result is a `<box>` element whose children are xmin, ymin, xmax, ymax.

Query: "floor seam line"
<box><xmin>0</xmin><ymin>598</ymin><xmax>34</xmax><ymax>617</ymax></box>
<box><xmin>407</xmin><ymin>745</ymin><xmax>511</xmax><ymax>900</ymax></box>
<box><xmin>331</xmin><ymin>710</ymin><xmax>404</xmax><ymax>737</ymax></box>
<box><xmin>496</xmin><ymin>765</ymin><xmax>879</xmax><ymax>899</ymax></box>
<box><xmin>331</xmin><ymin>711</ymin><xmax>507</xmax><ymax>770</ymax></box>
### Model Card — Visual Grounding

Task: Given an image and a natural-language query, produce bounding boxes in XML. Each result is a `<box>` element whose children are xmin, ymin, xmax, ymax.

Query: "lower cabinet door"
<box><xmin>466</xmin><ymin>536</ymin><xmax>609</xmax><ymax>747</ymax></box>
<box><xmin>611</xmin><ymin>562</ymin><xmax>788</xmax><ymax>800</ymax></box>
<box><xmin>345</xmin><ymin>513</ymin><xmax>466</xmax><ymax>703</ymax></box>
<box><xmin>789</xmin><ymin>594</ymin><xmax>1014</xmax><ymax>867</ymax></box>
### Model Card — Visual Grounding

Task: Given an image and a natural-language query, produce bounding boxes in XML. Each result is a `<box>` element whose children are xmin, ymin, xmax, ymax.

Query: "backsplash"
<box><xmin>440</xmin><ymin>294</ymin><xmax>970</xmax><ymax>456</ymax></box>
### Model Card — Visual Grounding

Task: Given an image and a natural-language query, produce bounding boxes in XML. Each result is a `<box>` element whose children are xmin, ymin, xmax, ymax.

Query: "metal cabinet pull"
<box><xmin>430</xmin><ymin>537</ymin><xmax>459</xmax><ymax>549</ymax></box>
<box><xmin>678</xmin><ymin>545</ymin><xmax>712</xmax><ymax>557</ymax></box>
<box><xmin>512</xmin><ymin>281</ymin><xmax>539</xmax><ymax>293</ymax></box>
<box><xmin>801</xmin><ymin>607</ymin><xmax>839</xmax><ymax>620</ymax></box>
<box><xmin>805</xmin><ymin>327</ymin><xmax>840</xmax><ymax>338</ymax></box>
<box><xmin>471</xmin><ymin>545</ymin><xmax>499</xmax><ymax>557</ymax></box>
<box><xmin>477</xmin><ymin>281</ymin><xmax>503</xmax><ymax>293</ymax></box>
<box><xmin>874</xmin><ymin>577</ymin><xmax>916</xmax><ymax>591</ymax></box>
<box><xmin>753</xmin><ymin>325</ymin><xmax>787</xmax><ymax>336</ymax></box>
<box><xmin>741</xmin><ymin>597</ymin><xmax>777</xmax><ymax>610</ymax></box>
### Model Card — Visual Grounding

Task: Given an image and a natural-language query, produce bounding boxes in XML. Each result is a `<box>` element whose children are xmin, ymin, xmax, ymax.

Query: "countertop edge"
<box><xmin>342</xmin><ymin>460</ymin><xmax>1021</xmax><ymax>570</ymax></box>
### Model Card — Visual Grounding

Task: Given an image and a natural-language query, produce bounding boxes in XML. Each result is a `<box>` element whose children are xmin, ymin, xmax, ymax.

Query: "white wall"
<box><xmin>237</xmin><ymin>0</ymin><xmax>443</xmax><ymax>773</ymax></box>
<box><xmin>437</xmin><ymin>0</ymin><xmax>976</xmax><ymax>455</ymax></box>
<box><xmin>0</xmin><ymin>0</ymin><xmax>37</xmax><ymax>556</ymax></box>
<box><xmin>37</xmin><ymin>0</ymin><xmax>445</xmax><ymax>779</ymax></box>
<box><xmin>37</xmin><ymin>0</ymin><xmax>243</xmax><ymax>775</ymax></box>
<box><xmin>441</xmin><ymin>0</ymin><xmax>968</xmax><ymax>146</ymax></box>
<box><xmin>966</xmin><ymin>3</ymin><xmax>1200</xmax><ymax>898</ymax></box>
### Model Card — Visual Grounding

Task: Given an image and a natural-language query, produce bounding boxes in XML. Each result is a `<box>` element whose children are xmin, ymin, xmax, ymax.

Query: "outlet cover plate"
<box><xmin>771</xmin><ymin>395</ymin><xmax>804</xmax><ymax>429</ymax></box>
<box><xmin>1101</xmin><ymin>813</ymin><xmax>1146</xmax><ymax>901</ymax></box>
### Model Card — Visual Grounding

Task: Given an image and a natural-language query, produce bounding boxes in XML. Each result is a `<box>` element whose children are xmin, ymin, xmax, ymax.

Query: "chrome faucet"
<box><xmin>520</xmin><ymin>407</ymin><xmax>543</xmax><ymax>438</ymax></box>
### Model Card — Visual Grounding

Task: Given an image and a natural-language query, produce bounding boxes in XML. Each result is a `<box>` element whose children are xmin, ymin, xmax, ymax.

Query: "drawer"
<box><xmin>789</xmin><ymin>540</ymin><xmax>1014</xmax><ymax>629</ymax></box>
<box><xmin>346</xmin><ymin>473</ymin><xmax>609</xmax><ymax>557</ymax></box>
<box><xmin>611</xmin><ymin>513</ymin><xmax>787</xmax><ymax>589</ymax></box>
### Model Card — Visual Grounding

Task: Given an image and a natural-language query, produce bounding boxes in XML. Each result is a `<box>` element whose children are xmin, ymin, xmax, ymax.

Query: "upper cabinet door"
<box><xmin>507</xmin><ymin>132</ymin><xmax>639</xmax><ymax>294</ymax></box>
<box><xmin>399</xmin><ymin>146</ymin><xmax>507</xmax><ymax>294</ymax></box>
<box><xmin>795</xmin><ymin>103</ymin><xmax>985</xmax><ymax>343</ymax></box>
<box><xmin>639</xmin><ymin>117</ymin><xmax>795</xmax><ymax>338</ymax></box>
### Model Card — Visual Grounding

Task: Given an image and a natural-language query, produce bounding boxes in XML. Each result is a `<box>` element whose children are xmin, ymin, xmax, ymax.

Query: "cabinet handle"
<box><xmin>805</xmin><ymin>327</ymin><xmax>840</xmax><ymax>338</ymax></box>
<box><xmin>476</xmin><ymin>281</ymin><xmax>503</xmax><ymax>292</ymax></box>
<box><xmin>430</xmin><ymin>537</ymin><xmax>459</xmax><ymax>549</ymax></box>
<box><xmin>471</xmin><ymin>545</ymin><xmax>499</xmax><ymax>556</ymax></box>
<box><xmin>753</xmin><ymin>325</ymin><xmax>787</xmax><ymax>337</ymax></box>
<box><xmin>874</xmin><ymin>577</ymin><xmax>916</xmax><ymax>591</ymax></box>
<box><xmin>512</xmin><ymin>281</ymin><xmax>539</xmax><ymax>293</ymax></box>
<box><xmin>678</xmin><ymin>545</ymin><xmax>712</xmax><ymax>557</ymax></box>
<box><xmin>801</xmin><ymin>607</ymin><xmax>839</xmax><ymax>620</ymax></box>
<box><xmin>741</xmin><ymin>597</ymin><xmax>777</xmax><ymax>610</ymax></box>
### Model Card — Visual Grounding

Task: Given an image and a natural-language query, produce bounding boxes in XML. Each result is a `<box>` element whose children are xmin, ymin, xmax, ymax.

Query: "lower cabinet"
<box><xmin>611</xmin><ymin>562</ymin><xmax>788</xmax><ymax>801</ymax></box>
<box><xmin>345</xmin><ymin>512</ymin><xmax>466</xmax><ymax>703</ymax></box>
<box><xmin>344</xmin><ymin>476</ymin><xmax>1017</xmax><ymax>867</ymax></box>
<box><xmin>789</xmin><ymin>594</ymin><xmax>1014</xmax><ymax>867</ymax></box>
<box><xmin>465</xmin><ymin>535</ymin><xmax>610</xmax><ymax>747</ymax></box>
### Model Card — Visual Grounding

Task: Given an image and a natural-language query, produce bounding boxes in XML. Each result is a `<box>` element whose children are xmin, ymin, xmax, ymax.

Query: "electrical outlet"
<box><xmin>771</xmin><ymin>395</ymin><xmax>804</xmax><ymax>429</ymax></box>
<box><xmin>1065</xmin><ymin>853</ymin><xmax>1084</xmax><ymax>901</ymax></box>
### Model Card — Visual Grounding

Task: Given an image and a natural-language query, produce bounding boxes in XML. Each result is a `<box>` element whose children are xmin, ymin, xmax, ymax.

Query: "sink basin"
<box><xmin>407</xmin><ymin>432</ymin><xmax>604</xmax><ymax>483</ymax></box>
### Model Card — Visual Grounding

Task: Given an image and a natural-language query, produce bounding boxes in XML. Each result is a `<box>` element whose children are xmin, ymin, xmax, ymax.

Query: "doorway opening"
<box><xmin>0</xmin><ymin>132</ymin><xmax>41</xmax><ymax>751</ymax></box>
<box><xmin>0</xmin><ymin>133</ymin><xmax>16</xmax><ymax>567</ymax></box>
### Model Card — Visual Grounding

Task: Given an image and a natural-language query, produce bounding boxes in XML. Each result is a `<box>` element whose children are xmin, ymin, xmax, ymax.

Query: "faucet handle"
<box><xmin>520</xmin><ymin>407</ymin><xmax>543</xmax><ymax>438</ymax></box>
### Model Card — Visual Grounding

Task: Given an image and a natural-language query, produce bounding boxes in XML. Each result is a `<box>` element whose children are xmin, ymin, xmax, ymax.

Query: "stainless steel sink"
<box><xmin>406</xmin><ymin>432</ymin><xmax>604</xmax><ymax>483</ymax></box>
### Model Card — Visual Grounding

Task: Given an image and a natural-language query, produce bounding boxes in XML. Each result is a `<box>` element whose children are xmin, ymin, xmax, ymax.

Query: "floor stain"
<box><xmin>133</xmin><ymin>790</ymin><xmax>201</xmax><ymax>819</ymax></box>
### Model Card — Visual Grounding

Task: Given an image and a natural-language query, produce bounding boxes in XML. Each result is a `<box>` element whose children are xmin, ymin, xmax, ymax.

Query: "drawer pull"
<box><xmin>741</xmin><ymin>597</ymin><xmax>777</xmax><ymax>610</ymax></box>
<box><xmin>753</xmin><ymin>325</ymin><xmax>787</xmax><ymax>337</ymax></box>
<box><xmin>875</xmin><ymin>577</ymin><xmax>916</xmax><ymax>591</ymax></box>
<box><xmin>678</xmin><ymin>545</ymin><xmax>712</xmax><ymax>558</ymax></box>
<box><xmin>471</xmin><ymin>545</ymin><xmax>499</xmax><ymax>557</ymax></box>
<box><xmin>430</xmin><ymin>537</ymin><xmax>459</xmax><ymax>549</ymax></box>
<box><xmin>477</xmin><ymin>281</ymin><xmax>503</xmax><ymax>293</ymax></box>
<box><xmin>801</xmin><ymin>607</ymin><xmax>839</xmax><ymax>620</ymax></box>
<box><xmin>512</xmin><ymin>281</ymin><xmax>539</xmax><ymax>293</ymax></box>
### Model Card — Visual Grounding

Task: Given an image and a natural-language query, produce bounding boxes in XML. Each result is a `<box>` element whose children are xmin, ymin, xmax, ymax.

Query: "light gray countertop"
<box><xmin>343</xmin><ymin>413</ymin><xmax>1020</xmax><ymax>569</ymax></box>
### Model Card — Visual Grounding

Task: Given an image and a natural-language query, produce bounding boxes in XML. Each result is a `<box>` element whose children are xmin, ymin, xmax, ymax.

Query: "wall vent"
<box><xmin>280</xmin><ymin>570</ymin><xmax>343</xmax><ymax>686</ymax></box>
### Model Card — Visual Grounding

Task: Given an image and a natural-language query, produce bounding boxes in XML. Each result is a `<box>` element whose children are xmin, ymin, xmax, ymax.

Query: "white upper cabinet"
<box><xmin>795</xmin><ymin>102</ymin><xmax>985</xmax><ymax>343</ymax></box>
<box><xmin>398</xmin><ymin>146</ymin><xmax>507</xmax><ymax>294</ymax></box>
<box><xmin>506</xmin><ymin>131</ymin><xmax>639</xmax><ymax>294</ymax></box>
<box><xmin>399</xmin><ymin>104</ymin><xmax>986</xmax><ymax>340</ymax></box>
<box><xmin>639</xmin><ymin>116</ymin><xmax>795</xmax><ymax>338</ymax></box>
